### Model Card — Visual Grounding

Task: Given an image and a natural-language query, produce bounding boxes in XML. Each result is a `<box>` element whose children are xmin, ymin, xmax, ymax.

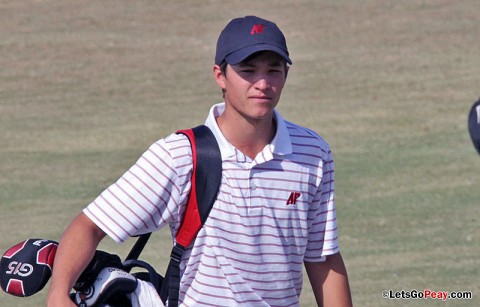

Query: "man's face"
<box><xmin>214</xmin><ymin>51</ymin><xmax>288</xmax><ymax>122</ymax></box>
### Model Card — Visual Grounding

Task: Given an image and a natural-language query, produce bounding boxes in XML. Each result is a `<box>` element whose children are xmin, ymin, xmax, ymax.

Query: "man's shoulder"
<box><xmin>284</xmin><ymin>120</ymin><xmax>332</xmax><ymax>153</ymax></box>
<box><xmin>148</xmin><ymin>132</ymin><xmax>193</xmax><ymax>164</ymax></box>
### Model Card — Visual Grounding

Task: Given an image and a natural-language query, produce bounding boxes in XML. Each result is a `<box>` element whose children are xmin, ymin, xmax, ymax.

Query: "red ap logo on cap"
<box><xmin>0</xmin><ymin>238</ymin><xmax>58</xmax><ymax>297</ymax></box>
<box><xmin>250</xmin><ymin>24</ymin><xmax>265</xmax><ymax>34</ymax></box>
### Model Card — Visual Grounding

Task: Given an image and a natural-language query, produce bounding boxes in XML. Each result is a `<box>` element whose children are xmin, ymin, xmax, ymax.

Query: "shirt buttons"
<box><xmin>251</xmin><ymin>183</ymin><xmax>257</xmax><ymax>190</ymax></box>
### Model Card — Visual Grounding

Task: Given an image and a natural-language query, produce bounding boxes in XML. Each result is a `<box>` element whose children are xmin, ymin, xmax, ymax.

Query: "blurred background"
<box><xmin>1</xmin><ymin>1</ymin><xmax>479</xmax><ymax>306</ymax></box>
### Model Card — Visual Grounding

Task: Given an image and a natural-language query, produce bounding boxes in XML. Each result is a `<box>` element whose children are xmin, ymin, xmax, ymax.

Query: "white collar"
<box><xmin>204</xmin><ymin>103</ymin><xmax>292</xmax><ymax>161</ymax></box>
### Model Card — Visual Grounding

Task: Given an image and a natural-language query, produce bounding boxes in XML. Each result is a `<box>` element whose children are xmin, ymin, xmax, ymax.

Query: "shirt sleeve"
<box><xmin>304</xmin><ymin>148</ymin><xmax>339</xmax><ymax>262</ymax></box>
<box><xmin>83</xmin><ymin>134</ymin><xmax>192</xmax><ymax>243</ymax></box>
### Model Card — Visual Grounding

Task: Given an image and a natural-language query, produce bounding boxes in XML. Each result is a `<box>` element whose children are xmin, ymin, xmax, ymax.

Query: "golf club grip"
<box><xmin>125</xmin><ymin>233</ymin><xmax>151</xmax><ymax>265</ymax></box>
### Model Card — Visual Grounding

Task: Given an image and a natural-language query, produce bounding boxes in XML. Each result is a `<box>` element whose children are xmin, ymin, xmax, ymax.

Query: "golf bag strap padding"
<box><xmin>161</xmin><ymin>125</ymin><xmax>222</xmax><ymax>306</ymax></box>
<box><xmin>125</xmin><ymin>125</ymin><xmax>221</xmax><ymax>266</ymax></box>
<box><xmin>174</xmin><ymin>125</ymin><xmax>222</xmax><ymax>247</ymax></box>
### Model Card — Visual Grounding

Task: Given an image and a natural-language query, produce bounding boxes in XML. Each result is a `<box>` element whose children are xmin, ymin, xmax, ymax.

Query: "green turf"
<box><xmin>1</xmin><ymin>1</ymin><xmax>479</xmax><ymax>306</ymax></box>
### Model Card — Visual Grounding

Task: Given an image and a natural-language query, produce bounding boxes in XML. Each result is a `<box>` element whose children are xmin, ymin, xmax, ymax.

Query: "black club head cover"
<box><xmin>0</xmin><ymin>239</ymin><xmax>58</xmax><ymax>297</ymax></box>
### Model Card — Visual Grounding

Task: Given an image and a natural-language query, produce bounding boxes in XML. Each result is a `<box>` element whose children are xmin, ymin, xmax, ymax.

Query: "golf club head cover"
<box><xmin>0</xmin><ymin>238</ymin><xmax>58</xmax><ymax>297</ymax></box>
<box><xmin>74</xmin><ymin>250</ymin><xmax>123</xmax><ymax>291</ymax></box>
<box><xmin>468</xmin><ymin>97</ymin><xmax>480</xmax><ymax>154</ymax></box>
<box><xmin>122</xmin><ymin>259</ymin><xmax>163</xmax><ymax>294</ymax></box>
<box><xmin>128</xmin><ymin>279</ymin><xmax>165</xmax><ymax>307</ymax></box>
<box><xmin>73</xmin><ymin>267</ymin><xmax>137</xmax><ymax>307</ymax></box>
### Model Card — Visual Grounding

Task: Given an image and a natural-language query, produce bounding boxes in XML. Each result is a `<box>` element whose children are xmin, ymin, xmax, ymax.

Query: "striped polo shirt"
<box><xmin>84</xmin><ymin>103</ymin><xmax>339</xmax><ymax>306</ymax></box>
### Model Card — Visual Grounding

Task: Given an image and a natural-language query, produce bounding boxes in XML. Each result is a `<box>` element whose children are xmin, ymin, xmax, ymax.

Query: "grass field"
<box><xmin>1</xmin><ymin>1</ymin><xmax>479</xmax><ymax>306</ymax></box>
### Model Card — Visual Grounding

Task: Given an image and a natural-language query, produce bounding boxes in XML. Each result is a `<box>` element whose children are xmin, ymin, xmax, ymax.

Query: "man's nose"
<box><xmin>254</xmin><ymin>75</ymin><xmax>270</xmax><ymax>90</ymax></box>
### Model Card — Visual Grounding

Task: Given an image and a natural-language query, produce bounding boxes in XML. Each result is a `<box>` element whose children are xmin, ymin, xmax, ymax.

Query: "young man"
<box><xmin>47</xmin><ymin>16</ymin><xmax>352</xmax><ymax>306</ymax></box>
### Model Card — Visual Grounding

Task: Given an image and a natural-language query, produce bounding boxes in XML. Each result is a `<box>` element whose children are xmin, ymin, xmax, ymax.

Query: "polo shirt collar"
<box><xmin>269</xmin><ymin>109</ymin><xmax>292</xmax><ymax>155</ymax></box>
<box><xmin>205</xmin><ymin>103</ymin><xmax>293</xmax><ymax>161</ymax></box>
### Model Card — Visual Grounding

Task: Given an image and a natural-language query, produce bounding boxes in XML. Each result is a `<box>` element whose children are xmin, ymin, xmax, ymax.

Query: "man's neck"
<box><xmin>216</xmin><ymin>112</ymin><xmax>276</xmax><ymax>160</ymax></box>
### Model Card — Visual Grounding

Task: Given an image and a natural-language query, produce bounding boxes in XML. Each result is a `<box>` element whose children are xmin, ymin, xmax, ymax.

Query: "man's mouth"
<box><xmin>250</xmin><ymin>95</ymin><xmax>271</xmax><ymax>101</ymax></box>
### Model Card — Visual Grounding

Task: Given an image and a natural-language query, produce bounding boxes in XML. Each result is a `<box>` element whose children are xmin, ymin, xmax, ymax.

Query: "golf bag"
<box><xmin>1</xmin><ymin>125</ymin><xmax>222</xmax><ymax>307</ymax></box>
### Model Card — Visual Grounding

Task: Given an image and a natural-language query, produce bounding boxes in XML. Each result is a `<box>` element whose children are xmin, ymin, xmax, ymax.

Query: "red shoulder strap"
<box><xmin>174</xmin><ymin>128</ymin><xmax>200</xmax><ymax>247</ymax></box>
<box><xmin>162</xmin><ymin>125</ymin><xmax>222</xmax><ymax>306</ymax></box>
<box><xmin>174</xmin><ymin>125</ymin><xmax>222</xmax><ymax>247</ymax></box>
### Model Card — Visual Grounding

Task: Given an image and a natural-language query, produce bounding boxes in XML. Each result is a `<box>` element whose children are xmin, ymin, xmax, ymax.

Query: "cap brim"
<box><xmin>225</xmin><ymin>44</ymin><xmax>292</xmax><ymax>65</ymax></box>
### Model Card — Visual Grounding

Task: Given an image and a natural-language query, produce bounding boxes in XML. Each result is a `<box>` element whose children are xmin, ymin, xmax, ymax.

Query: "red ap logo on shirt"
<box><xmin>286</xmin><ymin>192</ymin><xmax>301</xmax><ymax>205</ymax></box>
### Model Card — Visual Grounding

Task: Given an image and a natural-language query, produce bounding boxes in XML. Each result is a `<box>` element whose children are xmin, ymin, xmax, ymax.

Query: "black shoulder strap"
<box><xmin>159</xmin><ymin>125</ymin><xmax>221</xmax><ymax>306</ymax></box>
<box><xmin>125</xmin><ymin>125</ymin><xmax>221</xmax><ymax>263</ymax></box>
<box><xmin>173</xmin><ymin>125</ymin><xmax>222</xmax><ymax>246</ymax></box>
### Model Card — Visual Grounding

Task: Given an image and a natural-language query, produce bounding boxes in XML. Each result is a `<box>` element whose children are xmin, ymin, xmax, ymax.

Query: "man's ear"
<box><xmin>284</xmin><ymin>65</ymin><xmax>289</xmax><ymax>80</ymax></box>
<box><xmin>213</xmin><ymin>65</ymin><xmax>226</xmax><ymax>90</ymax></box>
